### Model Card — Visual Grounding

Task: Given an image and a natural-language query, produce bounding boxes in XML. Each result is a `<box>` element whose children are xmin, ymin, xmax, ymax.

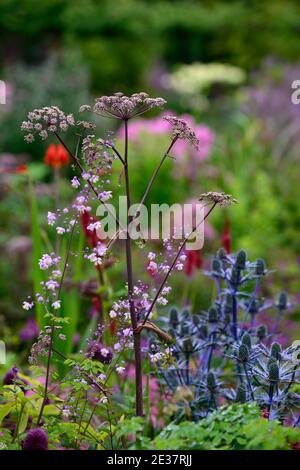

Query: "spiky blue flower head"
<box><xmin>207</xmin><ymin>371</ymin><xmax>217</xmax><ymax>391</ymax></box>
<box><xmin>238</xmin><ymin>344</ymin><xmax>249</xmax><ymax>363</ymax></box>
<box><xmin>277</xmin><ymin>292</ymin><xmax>288</xmax><ymax>310</ymax></box>
<box><xmin>255</xmin><ymin>258</ymin><xmax>266</xmax><ymax>275</ymax></box>
<box><xmin>268</xmin><ymin>362</ymin><xmax>279</xmax><ymax>383</ymax></box>
<box><xmin>235</xmin><ymin>250</ymin><xmax>247</xmax><ymax>270</ymax></box>
<box><xmin>217</xmin><ymin>248</ymin><xmax>227</xmax><ymax>260</ymax></box>
<box><xmin>211</xmin><ymin>257</ymin><xmax>221</xmax><ymax>273</ymax></box>
<box><xmin>169</xmin><ymin>308</ymin><xmax>179</xmax><ymax>328</ymax></box>
<box><xmin>23</xmin><ymin>428</ymin><xmax>48</xmax><ymax>450</ymax></box>
<box><xmin>241</xmin><ymin>332</ymin><xmax>252</xmax><ymax>349</ymax></box>
<box><xmin>271</xmin><ymin>342</ymin><xmax>281</xmax><ymax>361</ymax></box>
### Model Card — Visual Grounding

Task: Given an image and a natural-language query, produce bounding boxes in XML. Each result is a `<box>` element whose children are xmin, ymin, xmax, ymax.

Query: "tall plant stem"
<box><xmin>142</xmin><ymin>202</ymin><xmax>217</xmax><ymax>325</ymax></box>
<box><xmin>123</xmin><ymin>119</ymin><xmax>143</xmax><ymax>416</ymax></box>
<box><xmin>107</xmin><ymin>138</ymin><xmax>177</xmax><ymax>246</ymax></box>
<box><xmin>243</xmin><ymin>364</ymin><xmax>254</xmax><ymax>400</ymax></box>
<box><xmin>36</xmin><ymin>218</ymin><xmax>78</xmax><ymax>426</ymax></box>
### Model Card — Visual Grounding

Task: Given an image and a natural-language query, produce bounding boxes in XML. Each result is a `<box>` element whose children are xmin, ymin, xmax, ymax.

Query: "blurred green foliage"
<box><xmin>1</xmin><ymin>0</ymin><xmax>300</xmax><ymax>94</ymax></box>
<box><xmin>119</xmin><ymin>403</ymin><xmax>300</xmax><ymax>450</ymax></box>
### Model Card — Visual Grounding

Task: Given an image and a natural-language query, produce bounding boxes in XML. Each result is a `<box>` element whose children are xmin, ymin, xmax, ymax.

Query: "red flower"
<box><xmin>261</xmin><ymin>409</ymin><xmax>270</xmax><ymax>419</ymax></box>
<box><xmin>221</xmin><ymin>218</ymin><xmax>231</xmax><ymax>254</ymax></box>
<box><xmin>290</xmin><ymin>441</ymin><xmax>300</xmax><ymax>450</ymax></box>
<box><xmin>184</xmin><ymin>249</ymin><xmax>203</xmax><ymax>276</ymax></box>
<box><xmin>16</xmin><ymin>164</ymin><xmax>27</xmax><ymax>174</ymax></box>
<box><xmin>44</xmin><ymin>144</ymin><xmax>69</xmax><ymax>168</ymax></box>
<box><xmin>109</xmin><ymin>319</ymin><xmax>117</xmax><ymax>335</ymax></box>
<box><xmin>80</xmin><ymin>211</ymin><xmax>99</xmax><ymax>248</ymax></box>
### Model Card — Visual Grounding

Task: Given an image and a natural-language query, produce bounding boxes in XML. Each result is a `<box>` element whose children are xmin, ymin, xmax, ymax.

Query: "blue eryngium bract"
<box><xmin>149</xmin><ymin>250</ymin><xmax>299</xmax><ymax>422</ymax></box>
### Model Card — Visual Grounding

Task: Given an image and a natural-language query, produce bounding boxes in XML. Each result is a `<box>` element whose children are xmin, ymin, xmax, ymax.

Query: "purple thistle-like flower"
<box><xmin>87</xmin><ymin>341</ymin><xmax>114</xmax><ymax>364</ymax></box>
<box><xmin>23</xmin><ymin>428</ymin><xmax>48</xmax><ymax>450</ymax></box>
<box><xmin>93</xmin><ymin>92</ymin><xmax>166</xmax><ymax>120</ymax></box>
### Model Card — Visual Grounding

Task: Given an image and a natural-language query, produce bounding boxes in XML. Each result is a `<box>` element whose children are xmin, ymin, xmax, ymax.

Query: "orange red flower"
<box><xmin>44</xmin><ymin>144</ymin><xmax>69</xmax><ymax>169</ymax></box>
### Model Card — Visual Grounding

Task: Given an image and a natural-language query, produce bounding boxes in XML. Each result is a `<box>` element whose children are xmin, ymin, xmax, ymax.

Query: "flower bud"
<box><xmin>235</xmin><ymin>250</ymin><xmax>246</xmax><ymax>270</ymax></box>
<box><xmin>211</xmin><ymin>258</ymin><xmax>221</xmax><ymax>273</ymax></box>
<box><xmin>169</xmin><ymin>308</ymin><xmax>179</xmax><ymax>328</ymax></box>
<box><xmin>267</xmin><ymin>356</ymin><xmax>277</xmax><ymax>368</ymax></box>
<box><xmin>217</xmin><ymin>248</ymin><xmax>227</xmax><ymax>260</ymax></box>
<box><xmin>181</xmin><ymin>309</ymin><xmax>191</xmax><ymax>321</ymax></box>
<box><xmin>271</xmin><ymin>342</ymin><xmax>281</xmax><ymax>361</ymax></box>
<box><xmin>207</xmin><ymin>371</ymin><xmax>217</xmax><ymax>391</ymax></box>
<box><xmin>268</xmin><ymin>362</ymin><xmax>279</xmax><ymax>383</ymax></box>
<box><xmin>255</xmin><ymin>258</ymin><xmax>265</xmax><ymax>275</ymax></box>
<box><xmin>277</xmin><ymin>292</ymin><xmax>288</xmax><ymax>310</ymax></box>
<box><xmin>182</xmin><ymin>337</ymin><xmax>193</xmax><ymax>354</ymax></box>
<box><xmin>241</xmin><ymin>332</ymin><xmax>252</xmax><ymax>349</ymax></box>
<box><xmin>238</xmin><ymin>344</ymin><xmax>249</xmax><ymax>363</ymax></box>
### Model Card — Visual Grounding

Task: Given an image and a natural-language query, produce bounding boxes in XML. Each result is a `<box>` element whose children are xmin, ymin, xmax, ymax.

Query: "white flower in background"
<box><xmin>22</xmin><ymin>301</ymin><xmax>34</xmax><ymax>311</ymax></box>
<box><xmin>56</xmin><ymin>226</ymin><xmax>65</xmax><ymax>235</ymax></box>
<box><xmin>52</xmin><ymin>300</ymin><xmax>61</xmax><ymax>310</ymax></box>
<box><xmin>47</xmin><ymin>211</ymin><xmax>56</xmax><ymax>226</ymax></box>
<box><xmin>71</xmin><ymin>176</ymin><xmax>80</xmax><ymax>188</ymax></box>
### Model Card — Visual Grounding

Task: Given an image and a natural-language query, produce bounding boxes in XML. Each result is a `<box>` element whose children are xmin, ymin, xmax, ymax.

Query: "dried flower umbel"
<box><xmin>21</xmin><ymin>106</ymin><xmax>75</xmax><ymax>142</ymax></box>
<box><xmin>163</xmin><ymin>115</ymin><xmax>199</xmax><ymax>149</ymax></box>
<box><xmin>93</xmin><ymin>92</ymin><xmax>166</xmax><ymax>120</ymax></box>
<box><xmin>198</xmin><ymin>192</ymin><xmax>238</xmax><ymax>207</ymax></box>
